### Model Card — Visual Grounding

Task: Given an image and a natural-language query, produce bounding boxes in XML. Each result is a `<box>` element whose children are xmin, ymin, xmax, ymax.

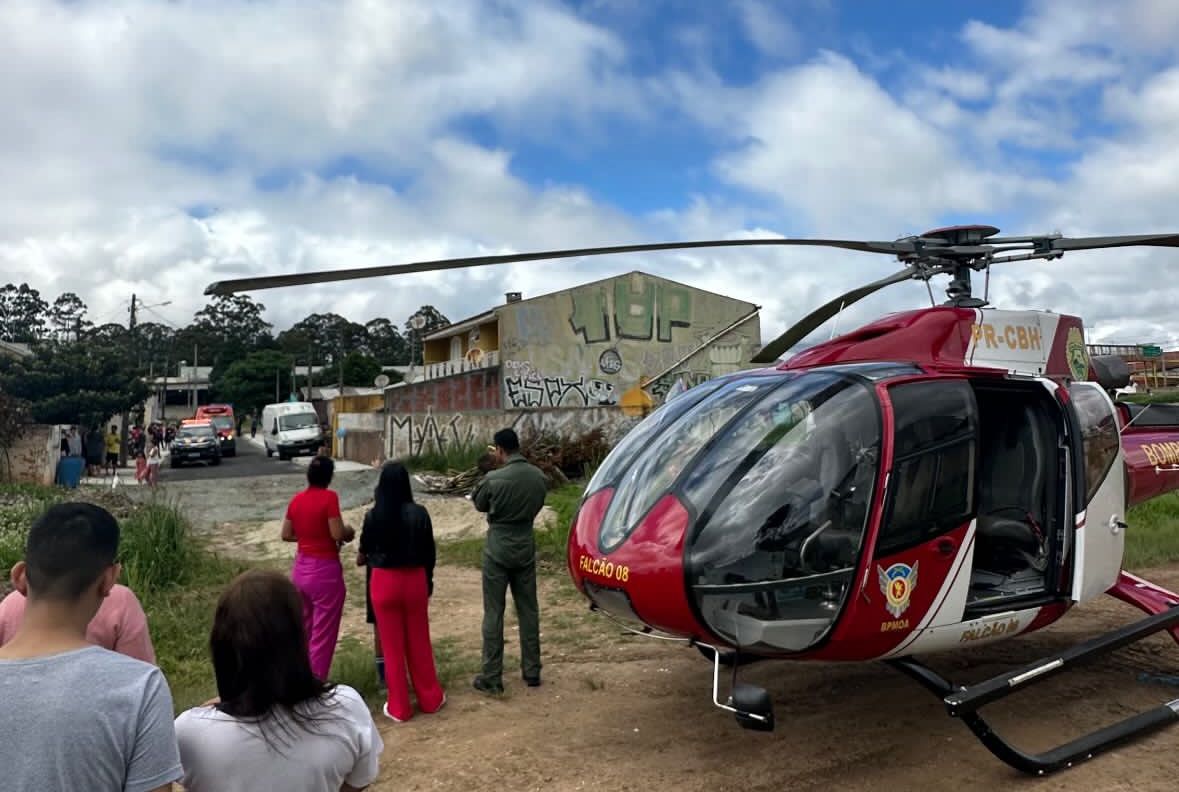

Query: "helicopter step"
<box><xmin>888</xmin><ymin>604</ymin><xmax>1179</xmax><ymax>776</ymax></box>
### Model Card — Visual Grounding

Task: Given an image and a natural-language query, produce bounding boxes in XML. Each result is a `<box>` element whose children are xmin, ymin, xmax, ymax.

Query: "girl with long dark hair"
<box><xmin>358</xmin><ymin>461</ymin><xmax>445</xmax><ymax>722</ymax></box>
<box><xmin>174</xmin><ymin>569</ymin><xmax>382</xmax><ymax>791</ymax></box>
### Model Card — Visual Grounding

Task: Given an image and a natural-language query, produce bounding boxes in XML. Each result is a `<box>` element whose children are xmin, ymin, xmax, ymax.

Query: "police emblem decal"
<box><xmin>1066</xmin><ymin>326</ymin><xmax>1089</xmax><ymax>381</ymax></box>
<box><xmin>877</xmin><ymin>561</ymin><xmax>918</xmax><ymax>619</ymax></box>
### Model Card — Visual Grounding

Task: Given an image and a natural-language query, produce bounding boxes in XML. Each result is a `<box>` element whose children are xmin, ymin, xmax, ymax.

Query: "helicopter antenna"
<box><xmin>829</xmin><ymin>299</ymin><xmax>847</xmax><ymax>340</ymax></box>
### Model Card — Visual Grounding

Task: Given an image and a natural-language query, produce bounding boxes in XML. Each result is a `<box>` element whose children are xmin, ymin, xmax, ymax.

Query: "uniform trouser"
<box><xmin>371</xmin><ymin>566</ymin><xmax>444</xmax><ymax>720</ymax></box>
<box><xmin>481</xmin><ymin>553</ymin><xmax>541</xmax><ymax>683</ymax></box>
<box><xmin>291</xmin><ymin>553</ymin><xmax>345</xmax><ymax>681</ymax></box>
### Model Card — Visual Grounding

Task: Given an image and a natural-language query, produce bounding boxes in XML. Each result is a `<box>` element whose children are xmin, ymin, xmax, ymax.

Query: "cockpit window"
<box><xmin>586</xmin><ymin>378</ymin><xmax>726</xmax><ymax>497</ymax></box>
<box><xmin>684</xmin><ymin>374</ymin><xmax>881</xmax><ymax>652</ymax></box>
<box><xmin>597</xmin><ymin>374</ymin><xmax>786</xmax><ymax>553</ymax></box>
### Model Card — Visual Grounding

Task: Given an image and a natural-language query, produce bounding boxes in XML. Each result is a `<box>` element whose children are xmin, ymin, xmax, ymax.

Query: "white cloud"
<box><xmin>712</xmin><ymin>52</ymin><xmax>1027</xmax><ymax>236</ymax></box>
<box><xmin>4</xmin><ymin>0</ymin><xmax>1179</xmax><ymax>357</ymax></box>
<box><xmin>736</xmin><ymin>0</ymin><xmax>801</xmax><ymax>58</ymax></box>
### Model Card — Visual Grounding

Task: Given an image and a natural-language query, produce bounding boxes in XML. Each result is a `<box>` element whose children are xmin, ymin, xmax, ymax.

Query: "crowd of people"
<box><xmin>0</xmin><ymin>426</ymin><xmax>550</xmax><ymax>791</ymax></box>
<box><xmin>58</xmin><ymin>421</ymin><xmax>172</xmax><ymax>486</ymax></box>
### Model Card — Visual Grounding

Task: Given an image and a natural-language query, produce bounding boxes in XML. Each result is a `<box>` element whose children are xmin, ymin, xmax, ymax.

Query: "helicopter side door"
<box><xmin>1066</xmin><ymin>382</ymin><xmax>1126</xmax><ymax>603</ymax></box>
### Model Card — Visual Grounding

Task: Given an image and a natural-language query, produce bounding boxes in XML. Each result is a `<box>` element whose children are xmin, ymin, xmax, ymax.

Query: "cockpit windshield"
<box><xmin>595</xmin><ymin>374</ymin><xmax>784</xmax><ymax>553</ymax></box>
<box><xmin>682</xmin><ymin>373</ymin><xmax>882</xmax><ymax>653</ymax></box>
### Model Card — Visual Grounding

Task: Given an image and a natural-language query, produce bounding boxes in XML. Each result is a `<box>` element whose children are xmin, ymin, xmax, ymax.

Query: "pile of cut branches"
<box><xmin>413</xmin><ymin>428</ymin><xmax>611</xmax><ymax>496</ymax></box>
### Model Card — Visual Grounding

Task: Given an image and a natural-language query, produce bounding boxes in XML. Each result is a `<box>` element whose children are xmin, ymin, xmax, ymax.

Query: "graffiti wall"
<box><xmin>385</xmin><ymin>368</ymin><xmax>501</xmax><ymax>414</ymax></box>
<box><xmin>497</xmin><ymin>272</ymin><xmax>760</xmax><ymax>409</ymax></box>
<box><xmin>386</xmin><ymin>407</ymin><xmax>641</xmax><ymax>460</ymax></box>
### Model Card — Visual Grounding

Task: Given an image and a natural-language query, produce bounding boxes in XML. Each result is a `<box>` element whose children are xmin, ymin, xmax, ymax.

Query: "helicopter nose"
<box><xmin>567</xmin><ymin>488</ymin><xmax>698</xmax><ymax>637</ymax></box>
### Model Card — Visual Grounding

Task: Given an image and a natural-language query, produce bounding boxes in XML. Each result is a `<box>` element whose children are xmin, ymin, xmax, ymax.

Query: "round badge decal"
<box><xmin>599</xmin><ymin>348</ymin><xmax>623</xmax><ymax>375</ymax></box>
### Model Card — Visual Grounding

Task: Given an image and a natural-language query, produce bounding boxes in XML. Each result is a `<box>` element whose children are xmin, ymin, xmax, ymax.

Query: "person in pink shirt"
<box><xmin>0</xmin><ymin>582</ymin><xmax>156</xmax><ymax>664</ymax></box>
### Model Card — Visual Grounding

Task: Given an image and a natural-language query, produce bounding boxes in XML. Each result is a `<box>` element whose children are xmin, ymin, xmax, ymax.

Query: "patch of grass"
<box><xmin>404</xmin><ymin>441</ymin><xmax>485</xmax><ymax>474</ymax></box>
<box><xmin>536</xmin><ymin>483</ymin><xmax>584</xmax><ymax>570</ymax></box>
<box><xmin>0</xmin><ymin>484</ymin><xmax>153</xmax><ymax>582</ymax></box>
<box><xmin>433</xmin><ymin>635</ymin><xmax>482</xmax><ymax>688</ymax></box>
<box><xmin>119</xmin><ymin>498</ymin><xmax>193</xmax><ymax>592</ymax></box>
<box><xmin>1126</xmin><ymin>491</ymin><xmax>1179</xmax><ymax>568</ymax></box>
<box><xmin>436</xmin><ymin>535</ymin><xmax>485</xmax><ymax>568</ymax></box>
<box><xmin>141</xmin><ymin>552</ymin><xmax>253</xmax><ymax>711</ymax></box>
<box><xmin>330</xmin><ymin>636</ymin><xmax>384</xmax><ymax>705</ymax></box>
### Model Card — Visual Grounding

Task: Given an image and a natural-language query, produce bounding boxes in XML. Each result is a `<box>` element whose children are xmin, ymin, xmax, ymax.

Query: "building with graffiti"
<box><xmin>383</xmin><ymin>271</ymin><xmax>761</xmax><ymax>459</ymax></box>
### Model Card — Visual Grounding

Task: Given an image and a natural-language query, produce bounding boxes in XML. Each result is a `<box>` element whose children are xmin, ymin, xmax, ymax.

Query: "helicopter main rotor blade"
<box><xmin>203</xmin><ymin>237</ymin><xmax>917</xmax><ymax>296</ymax></box>
<box><xmin>750</xmin><ymin>266</ymin><xmax>918</xmax><ymax>364</ymax></box>
<box><xmin>1047</xmin><ymin>233</ymin><xmax>1179</xmax><ymax>252</ymax></box>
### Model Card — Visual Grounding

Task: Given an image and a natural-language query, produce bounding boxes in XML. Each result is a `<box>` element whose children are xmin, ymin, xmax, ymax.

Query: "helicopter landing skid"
<box><xmin>887</xmin><ymin>604</ymin><xmax>1179</xmax><ymax>776</ymax></box>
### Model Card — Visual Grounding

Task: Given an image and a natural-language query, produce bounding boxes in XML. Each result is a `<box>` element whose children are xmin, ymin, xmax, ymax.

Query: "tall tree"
<box><xmin>278</xmin><ymin>313</ymin><xmax>367</xmax><ymax>365</ymax></box>
<box><xmin>0</xmin><ymin>283</ymin><xmax>50</xmax><ymax>344</ymax></box>
<box><xmin>85</xmin><ymin>322</ymin><xmax>131</xmax><ymax>350</ymax></box>
<box><xmin>339</xmin><ymin>351</ymin><xmax>383</xmax><ymax>387</ymax></box>
<box><xmin>404</xmin><ymin>305</ymin><xmax>450</xmax><ymax>365</ymax></box>
<box><xmin>185</xmin><ymin>294</ymin><xmax>273</xmax><ymax>369</ymax></box>
<box><xmin>363</xmin><ymin>318</ymin><xmax>409</xmax><ymax>364</ymax></box>
<box><xmin>48</xmin><ymin>292</ymin><xmax>91</xmax><ymax>342</ymax></box>
<box><xmin>211</xmin><ymin>350</ymin><xmax>294</xmax><ymax>415</ymax></box>
<box><xmin>134</xmin><ymin>322</ymin><xmax>177</xmax><ymax>375</ymax></box>
<box><xmin>0</xmin><ymin>389</ymin><xmax>31</xmax><ymax>482</ymax></box>
<box><xmin>0</xmin><ymin>342</ymin><xmax>148</xmax><ymax>426</ymax></box>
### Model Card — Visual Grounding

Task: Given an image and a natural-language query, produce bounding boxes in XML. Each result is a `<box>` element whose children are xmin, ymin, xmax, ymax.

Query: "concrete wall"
<box><xmin>5</xmin><ymin>424</ymin><xmax>60</xmax><ymax>486</ymax></box>
<box><xmin>386</xmin><ymin>406</ymin><xmax>641</xmax><ymax>460</ymax></box>
<box><xmin>497</xmin><ymin>272</ymin><xmax>760</xmax><ymax>411</ymax></box>
<box><xmin>338</xmin><ymin>430</ymin><xmax>384</xmax><ymax>465</ymax></box>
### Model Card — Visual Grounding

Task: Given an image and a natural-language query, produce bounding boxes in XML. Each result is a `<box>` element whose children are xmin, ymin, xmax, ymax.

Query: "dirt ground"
<box><xmin>203</xmin><ymin>487</ymin><xmax>1179</xmax><ymax>792</ymax></box>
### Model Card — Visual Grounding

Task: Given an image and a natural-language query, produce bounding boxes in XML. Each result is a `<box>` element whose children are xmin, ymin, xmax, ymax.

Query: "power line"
<box><xmin>141</xmin><ymin>304</ymin><xmax>184</xmax><ymax>330</ymax></box>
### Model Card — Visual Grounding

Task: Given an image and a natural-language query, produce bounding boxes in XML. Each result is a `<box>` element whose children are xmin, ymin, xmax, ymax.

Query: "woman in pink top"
<box><xmin>0</xmin><ymin>582</ymin><xmax>156</xmax><ymax>663</ymax></box>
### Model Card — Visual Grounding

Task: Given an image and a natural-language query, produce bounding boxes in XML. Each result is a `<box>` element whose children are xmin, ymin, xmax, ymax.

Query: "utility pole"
<box><xmin>118</xmin><ymin>294</ymin><xmax>139</xmax><ymax>469</ymax></box>
<box><xmin>193</xmin><ymin>343</ymin><xmax>198</xmax><ymax>412</ymax></box>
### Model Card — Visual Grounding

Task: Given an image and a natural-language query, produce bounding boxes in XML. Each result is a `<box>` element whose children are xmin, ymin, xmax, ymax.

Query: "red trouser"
<box><xmin>370</xmin><ymin>566</ymin><xmax>444</xmax><ymax>720</ymax></box>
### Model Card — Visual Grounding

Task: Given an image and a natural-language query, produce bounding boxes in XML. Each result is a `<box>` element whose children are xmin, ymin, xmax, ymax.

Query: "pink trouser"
<box><xmin>292</xmin><ymin>554</ymin><xmax>345</xmax><ymax>680</ymax></box>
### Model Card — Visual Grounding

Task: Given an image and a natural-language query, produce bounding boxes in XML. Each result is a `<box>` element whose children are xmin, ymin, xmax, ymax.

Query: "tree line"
<box><xmin>0</xmin><ymin>281</ymin><xmax>451</xmax><ymax>426</ymax></box>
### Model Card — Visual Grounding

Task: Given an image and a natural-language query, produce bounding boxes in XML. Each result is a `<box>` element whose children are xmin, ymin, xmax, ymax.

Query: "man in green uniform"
<box><xmin>471</xmin><ymin>428</ymin><xmax>549</xmax><ymax>693</ymax></box>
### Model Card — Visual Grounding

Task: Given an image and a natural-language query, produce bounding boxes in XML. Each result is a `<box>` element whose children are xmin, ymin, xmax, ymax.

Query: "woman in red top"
<box><xmin>281</xmin><ymin>456</ymin><xmax>354</xmax><ymax>680</ymax></box>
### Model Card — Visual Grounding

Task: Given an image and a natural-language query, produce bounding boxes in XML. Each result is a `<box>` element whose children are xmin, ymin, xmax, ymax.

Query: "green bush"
<box><xmin>118</xmin><ymin>498</ymin><xmax>192</xmax><ymax>593</ymax></box>
<box><xmin>403</xmin><ymin>441</ymin><xmax>486</xmax><ymax>474</ymax></box>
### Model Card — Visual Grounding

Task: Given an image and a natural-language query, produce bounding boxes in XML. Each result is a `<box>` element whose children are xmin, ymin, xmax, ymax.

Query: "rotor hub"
<box><xmin>920</xmin><ymin>224</ymin><xmax>1001</xmax><ymax>246</ymax></box>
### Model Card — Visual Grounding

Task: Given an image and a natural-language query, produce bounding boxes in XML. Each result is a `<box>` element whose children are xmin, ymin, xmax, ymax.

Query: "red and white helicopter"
<box><xmin>208</xmin><ymin>224</ymin><xmax>1179</xmax><ymax>776</ymax></box>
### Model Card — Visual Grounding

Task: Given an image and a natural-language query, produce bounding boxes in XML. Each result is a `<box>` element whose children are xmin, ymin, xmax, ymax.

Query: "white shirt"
<box><xmin>174</xmin><ymin>685</ymin><xmax>383</xmax><ymax>792</ymax></box>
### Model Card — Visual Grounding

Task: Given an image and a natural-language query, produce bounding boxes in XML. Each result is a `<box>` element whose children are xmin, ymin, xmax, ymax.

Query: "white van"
<box><xmin>261</xmin><ymin>402</ymin><xmax>323</xmax><ymax>460</ymax></box>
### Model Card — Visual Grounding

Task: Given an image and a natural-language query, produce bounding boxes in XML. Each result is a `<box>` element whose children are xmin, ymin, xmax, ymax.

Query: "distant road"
<box><xmin>160</xmin><ymin>434</ymin><xmax>302</xmax><ymax>482</ymax></box>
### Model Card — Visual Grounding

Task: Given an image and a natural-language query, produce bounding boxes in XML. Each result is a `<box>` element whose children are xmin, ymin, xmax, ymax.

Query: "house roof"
<box><xmin>423</xmin><ymin>270</ymin><xmax>758</xmax><ymax>341</ymax></box>
<box><xmin>424</xmin><ymin>310</ymin><xmax>497</xmax><ymax>342</ymax></box>
<box><xmin>0</xmin><ymin>340</ymin><xmax>32</xmax><ymax>359</ymax></box>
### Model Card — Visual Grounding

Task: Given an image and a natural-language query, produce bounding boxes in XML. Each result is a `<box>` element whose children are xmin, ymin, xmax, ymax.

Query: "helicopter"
<box><xmin>206</xmin><ymin>223</ymin><xmax>1179</xmax><ymax>776</ymax></box>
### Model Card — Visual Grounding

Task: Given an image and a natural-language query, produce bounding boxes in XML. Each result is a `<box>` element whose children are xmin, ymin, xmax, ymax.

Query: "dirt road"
<box><xmin>195</xmin><ymin>482</ymin><xmax>1179</xmax><ymax>792</ymax></box>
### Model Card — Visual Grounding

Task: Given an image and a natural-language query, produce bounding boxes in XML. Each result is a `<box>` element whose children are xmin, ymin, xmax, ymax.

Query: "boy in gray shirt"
<box><xmin>0</xmin><ymin>502</ymin><xmax>183</xmax><ymax>791</ymax></box>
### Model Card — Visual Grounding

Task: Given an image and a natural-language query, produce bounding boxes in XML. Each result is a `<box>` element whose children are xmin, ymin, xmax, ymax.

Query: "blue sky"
<box><xmin>3</xmin><ymin>0</ymin><xmax>1179</xmax><ymax>347</ymax></box>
